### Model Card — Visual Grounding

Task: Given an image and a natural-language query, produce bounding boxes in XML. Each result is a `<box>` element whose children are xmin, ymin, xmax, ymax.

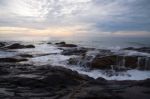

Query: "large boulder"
<box><xmin>6</xmin><ymin>43</ymin><xmax>35</xmax><ymax>49</ymax></box>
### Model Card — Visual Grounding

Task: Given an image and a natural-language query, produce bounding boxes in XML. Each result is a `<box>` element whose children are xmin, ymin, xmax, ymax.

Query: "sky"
<box><xmin>0</xmin><ymin>0</ymin><xmax>150</xmax><ymax>37</ymax></box>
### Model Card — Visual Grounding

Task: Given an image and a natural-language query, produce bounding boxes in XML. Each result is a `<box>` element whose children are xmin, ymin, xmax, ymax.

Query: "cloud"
<box><xmin>112</xmin><ymin>31</ymin><xmax>150</xmax><ymax>37</ymax></box>
<box><xmin>0</xmin><ymin>0</ymin><xmax>150</xmax><ymax>37</ymax></box>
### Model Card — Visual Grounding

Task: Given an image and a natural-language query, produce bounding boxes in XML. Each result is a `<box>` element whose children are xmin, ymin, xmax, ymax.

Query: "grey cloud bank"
<box><xmin>0</xmin><ymin>0</ymin><xmax>150</xmax><ymax>37</ymax></box>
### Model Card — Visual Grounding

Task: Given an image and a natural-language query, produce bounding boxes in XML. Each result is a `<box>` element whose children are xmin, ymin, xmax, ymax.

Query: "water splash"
<box><xmin>137</xmin><ymin>57</ymin><xmax>141</xmax><ymax>69</ymax></box>
<box><xmin>77</xmin><ymin>50</ymin><xmax>98</xmax><ymax>68</ymax></box>
<box><xmin>145</xmin><ymin>57</ymin><xmax>150</xmax><ymax>70</ymax></box>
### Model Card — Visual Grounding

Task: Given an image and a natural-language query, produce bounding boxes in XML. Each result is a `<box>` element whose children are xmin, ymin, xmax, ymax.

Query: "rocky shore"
<box><xmin>0</xmin><ymin>41</ymin><xmax>150</xmax><ymax>99</ymax></box>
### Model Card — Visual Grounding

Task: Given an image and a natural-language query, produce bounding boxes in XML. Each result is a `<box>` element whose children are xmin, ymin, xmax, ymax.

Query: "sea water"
<box><xmin>0</xmin><ymin>36</ymin><xmax>150</xmax><ymax>80</ymax></box>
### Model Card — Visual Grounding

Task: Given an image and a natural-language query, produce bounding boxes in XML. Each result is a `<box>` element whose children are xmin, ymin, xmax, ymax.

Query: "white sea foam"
<box><xmin>16</xmin><ymin>44</ymin><xmax>62</xmax><ymax>55</ymax></box>
<box><xmin>65</xmin><ymin>65</ymin><xmax>150</xmax><ymax>80</ymax></box>
<box><xmin>29</xmin><ymin>54</ymin><xmax>76</xmax><ymax>66</ymax></box>
<box><xmin>112</xmin><ymin>49</ymin><xmax>150</xmax><ymax>57</ymax></box>
<box><xmin>0</xmin><ymin>51</ymin><xmax>17</xmax><ymax>58</ymax></box>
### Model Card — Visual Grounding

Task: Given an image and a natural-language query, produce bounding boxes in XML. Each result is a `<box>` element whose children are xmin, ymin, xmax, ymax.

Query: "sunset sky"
<box><xmin>0</xmin><ymin>0</ymin><xmax>150</xmax><ymax>37</ymax></box>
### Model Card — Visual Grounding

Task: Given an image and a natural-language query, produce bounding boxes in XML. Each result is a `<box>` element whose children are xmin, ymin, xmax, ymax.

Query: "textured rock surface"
<box><xmin>0</xmin><ymin>63</ymin><xmax>149</xmax><ymax>99</ymax></box>
<box><xmin>6</xmin><ymin>43</ymin><xmax>35</xmax><ymax>49</ymax></box>
<box><xmin>55</xmin><ymin>42</ymin><xmax>77</xmax><ymax>47</ymax></box>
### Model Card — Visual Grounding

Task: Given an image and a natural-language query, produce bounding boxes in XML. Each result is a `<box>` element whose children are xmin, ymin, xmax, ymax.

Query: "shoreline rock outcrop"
<box><xmin>0</xmin><ymin>63</ymin><xmax>149</xmax><ymax>99</ymax></box>
<box><xmin>55</xmin><ymin>42</ymin><xmax>77</xmax><ymax>47</ymax></box>
<box><xmin>5</xmin><ymin>43</ymin><xmax>35</xmax><ymax>49</ymax></box>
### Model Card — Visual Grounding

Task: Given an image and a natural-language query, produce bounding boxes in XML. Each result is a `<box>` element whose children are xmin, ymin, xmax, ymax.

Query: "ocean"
<box><xmin>0</xmin><ymin>36</ymin><xmax>150</xmax><ymax>49</ymax></box>
<box><xmin>0</xmin><ymin>36</ymin><xmax>150</xmax><ymax>80</ymax></box>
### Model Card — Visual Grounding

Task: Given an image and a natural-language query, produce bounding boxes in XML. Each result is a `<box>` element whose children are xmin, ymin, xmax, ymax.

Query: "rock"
<box><xmin>37</xmin><ymin>66</ymin><xmax>92</xmax><ymax>81</ymax></box>
<box><xmin>0</xmin><ymin>67</ymin><xmax>9</xmax><ymax>75</ymax></box>
<box><xmin>55</xmin><ymin>42</ymin><xmax>66</xmax><ymax>45</ymax></box>
<box><xmin>0</xmin><ymin>42</ymin><xmax>5</xmax><ymax>47</ymax></box>
<box><xmin>124</xmin><ymin>47</ymin><xmax>150</xmax><ymax>53</ymax></box>
<box><xmin>55</xmin><ymin>42</ymin><xmax>77</xmax><ymax>47</ymax></box>
<box><xmin>6</xmin><ymin>43</ymin><xmax>35</xmax><ymax>49</ymax></box>
<box><xmin>0</xmin><ymin>58</ymin><xmax>28</xmax><ymax>63</ymax></box>
<box><xmin>47</xmin><ymin>42</ymin><xmax>52</xmax><ymax>44</ymax></box>
<box><xmin>0</xmin><ymin>63</ymin><xmax>149</xmax><ymax>99</ymax></box>
<box><xmin>25</xmin><ymin>45</ymin><xmax>35</xmax><ymax>48</ymax></box>
<box><xmin>62</xmin><ymin>48</ymin><xmax>87</xmax><ymax>55</ymax></box>
<box><xmin>90</xmin><ymin>55</ymin><xmax>117</xmax><ymax>69</ymax></box>
<box><xmin>124</xmin><ymin>47</ymin><xmax>135</xmax><ymax>50</ymax></box>
<box><xmin>19</xmin><ymin>54</ymin><xmax>33</xmax><ymax>58</ymax></box>
<box><xmin>82</xmin><ymin>55</ymin><xmax>149</xmax><ymax>70</ymax></box>
<box><xmin>68</xmin><ymin>58</ymin><xmax>80</xmax><ymax>65</ymax></box>
<box><xmin>138</xmin><ymin>79</ymin><xmax>150</xmax><ymax>87</ymax></box>
<box><xmin>61</xmin><ymin>44</ymin><xmax>77</xmax><ymax>47</ymax></box>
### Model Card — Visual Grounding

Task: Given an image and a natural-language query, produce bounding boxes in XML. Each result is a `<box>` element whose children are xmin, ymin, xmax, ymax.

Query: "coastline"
<box><xmin>0</xmin><ymin>41</ymin><xmax>150</xmax><ymax>98</ymax></box>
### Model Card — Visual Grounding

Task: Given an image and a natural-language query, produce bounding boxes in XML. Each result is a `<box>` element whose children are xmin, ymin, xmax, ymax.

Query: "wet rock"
<box><xmin>0</xmin><ymin>58</ymin><xmax>28</xmax><ymax>63</ymax></box>
<box><xmin>124</xmin><ymin>47</ymin><xmax>150</xmax><ymax>53</ymax></box>
<box><xmin>137</xmin><ymin>79</ymin><xmax>150</xmax><ymax>87</ymax></box>
<box><xmin>55</xmin><ymin>42</ymin><xmax>66</xmax><ymax>45</ymax></box>
<box><xmin>47</xmin><ymin>42</ymin><xmax>52</xmax><ymax>44</ymax></box>
<box><xmin>55</xmin><ymin>42</ymin><xmax>77</xmax><ymax>47</ymax></box>
<box><xmin>6</xmin><ymin>43</ymin><xmax>35</xmax><ymax>49</ymax></box>
<box><xmin>0</xmin><ymin>63</ymin><xmax>150</xmax><ymax>99</ymax></box>
<box><xmin>19</xmin><ymin>54</ymin><xmax>33</xmax><ymax>58</ymax></box>
<box><xmin>0</xmin><ymin>67</ymin><xmax>9</xmax><ymax>75</ymax></box>
<box><xmin>124</xmin><ymin>47</ymin><xmax>135</xmax><ymax>50</ymax></box>
<box><xmin>68</xmin><ymin>58</ymin><xmax>80</xmax><ymax>65</ymax></box>
<box><xmin>0</xmin><ymin>42</ymin><xmax>5</xmax><ymax>47</ymax></box>
<box><xmin>61</xmin><ymin>44</ymin><xmax>77</xmax><ymax>47</ymax></box>
<box><xmin>90</xmin><ymin>55</ymin><xmax>117</xmax><ymax>69</ymax></box>
<box><xmin>62</xmin><ymin>48</ymin><xmax>87</xmax><ymax>55</ymax></box>
<box><xmin>82</xmin><ymin>55</ymin><xmax>149</xmax><ymax>70</ymax></box>
<box><xmin>36</xmin><ymin>66</ymin><xmax>93</xmax><ymax>81</ymax></box>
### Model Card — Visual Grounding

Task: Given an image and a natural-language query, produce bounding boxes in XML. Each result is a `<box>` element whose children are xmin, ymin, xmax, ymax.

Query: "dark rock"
<box><xmin>25</xmin><ymin>45</ymin><xmax>35</xmax><ymax>48</ymax></box>
<box><xmin>68</xmin><ymin>58</ymin><xmax>80</xmax><ymax>65</ymax></box>
<box><xmin>47</xmin><ymin>42</ymin><xmax>52</xmax><ymax>44</ymax></box>
<box><xmin>88</xmin><ymin>55</ymin><xmax>149</xmax><ymax>70</ymax></box>
<box><xmin>124</xmin><ymin>47</ymin><xmax>135</xmax><ymax>50</ymax></box>
<box><xmin>96</xmin><ymin>77</ymin><xmax>106</xmax><ymax>82</ymax></box>
<box><xmin>0</xmin><ymin>67</ymin><xmax>9</xmax><ymax>75</ymax></box>
<box><xmin>55</xmin><ymin>42</ymin><xmax>77</xmax><ymax>47</ymax></box>
<box><xmin>0</xmin><ymin>58</ymin><xmax>28</xmax><ymax>63</ymax></box>
<box><xmin>19</xmin><ymin>54</ymin><xmax>33</xmax><ymax>58</ymax></box>
<box><xmin>6</xmin><ymin>43</ymin><xmax>35</xmax><ymax>49</ymax></box>
<box><xmin>138</xmin><ymin>79</ymin><xmax>150</xmax><ymax>87</ymax></box>
<box><xmin>91</xmin><ymin>55</ymin><xmax>117</xmax><ymax>69</ymax></box>
<box><xmin>0</xmin><ymin>63</ymin><xmax>150</xmax><ymax>99</ymax></box>
<box><xmin>61</xmin><ymin>44</ymin><xmax>77</xmax><ymax>47</ymax></box>
<box><xmin>0</xmin><ymin>42</ymin><xmax>5</xmax><ymax>47</ymax></box>
<box><xmin>124</xmin><ymin>47</ymin><xmax>150</xmax><ymax>53</ymax></box>
<box><xmin>62</xmin><ymin>48</ymin><xmax>87</xmax><ymax>55</ymax></box>
<box><xmin>55</xmin><ymin>42</ymin><xmax>66</xmax><ymax>45</ymax></box>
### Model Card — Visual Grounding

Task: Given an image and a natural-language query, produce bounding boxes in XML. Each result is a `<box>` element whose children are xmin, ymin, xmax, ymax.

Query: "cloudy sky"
<box><xmin>0</xmin><ymin>0</ymin><xmax>150</xmax><ymax>37</ymax></box>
